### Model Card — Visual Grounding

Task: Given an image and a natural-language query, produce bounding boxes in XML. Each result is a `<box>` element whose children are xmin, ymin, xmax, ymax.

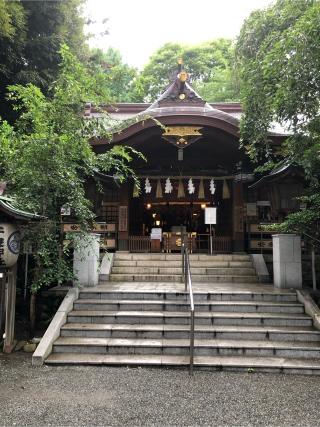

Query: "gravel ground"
<box><xmin>1</xmin><ymin>353</ymin><xmax>320</xmax><ymax>427</ymax></box>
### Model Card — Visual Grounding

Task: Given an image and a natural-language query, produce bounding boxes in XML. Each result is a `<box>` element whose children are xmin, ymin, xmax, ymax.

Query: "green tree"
<box><xmin>0</xmin><ymin>0</ymin><xmax>88</xmax><ymax>122</ymax></box>
<box><xmin>237</xmin><ymin>0</ymin><xmax>320</xmax><ymax>235</ymax></box>
<box><xmin>89</xmin><ymin>47</ymin><xmax>138</xmax><ymax>102</ymax></box>
<box><xmin>0</xmin><ymin>45</ymin><xmax>142</xmax><ymax>293</ymax></box>
<box><xmin>0</xmin><ymin>0</ymin><xmax>25</xmax><ymax>39</ymax></box>
<box><xmin>131</xmin><ymin>40</ymin><xmax>240</xmax><ymax>102</ymax></box>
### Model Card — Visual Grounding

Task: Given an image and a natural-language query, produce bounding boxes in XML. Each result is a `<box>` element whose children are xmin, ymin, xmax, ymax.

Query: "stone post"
<box><xmin>272</xmin><ymin>234</ymin><xmax>302</xmax><ymax>289</ymax></box>
<box><xmin>73</xmin><ymin>233</ymin><xmax>100</xmax><ymax>287</ymax></box>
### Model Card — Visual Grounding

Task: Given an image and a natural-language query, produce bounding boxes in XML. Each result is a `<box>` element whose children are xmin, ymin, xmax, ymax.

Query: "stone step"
<box><xmin>113</xmin><ymin>260</ymin><xmax>254</xmax><ymax>268</ymax></box>
<box><xmin>115</xmin><ymin>254</ymin><xmax>251</xmax><ymax>261</ymax></box>
<box><xmin>52</xmin><ymin>337</ymin><xmax>320</xmax><ymax>358</ymax></box>
<box><xmin>108</xmin><ymin>274</ymin><xmax>258</xmax><ymax>283</ymax></box>
<box><xmin>44</xmin><ymin>353</ymin><xmax>320</xmax><ymax>375</ymax></box>
<box><xmin>68</xmin><ymin>310</ymin><xmax>313</xmax><ymax>327</ymax></box>
<box><xmin>73</xmin><ymin>299</ymin><xmax>304</xmax><ymax>313</ymax></box>
<box><xmin>111</xmin><ymin>267</ymin><xmax>256</xmax><ymax>276</ymax></box>
<box><xmin>79</xmin><ymin>289</ymin><xmax>297</xmax><ymax>303</ymax></box>
<box><xmin>61</xmin><ymin>323</ymin><xmax>320</xmax><ymax>342</ymax></box>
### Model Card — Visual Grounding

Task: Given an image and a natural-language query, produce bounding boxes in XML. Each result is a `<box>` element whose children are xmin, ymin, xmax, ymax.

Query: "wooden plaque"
<box><xmin>118</xmin><ymin>206</ymin><xmax>128</xmax><ymax>232</ymax></box>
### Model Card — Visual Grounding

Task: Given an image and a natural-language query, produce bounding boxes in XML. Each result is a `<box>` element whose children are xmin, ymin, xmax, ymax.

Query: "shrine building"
<box><xmin>81</xmin><ymin>64</ymin><xmax>304</xmax><ymax>255</ymax></box>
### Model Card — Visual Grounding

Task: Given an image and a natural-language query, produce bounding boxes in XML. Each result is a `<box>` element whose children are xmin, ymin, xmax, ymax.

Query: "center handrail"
<box><xmin>181</xmin><ymin>240</ymin><xmax>195</xmax><ymax>376</ymax></box>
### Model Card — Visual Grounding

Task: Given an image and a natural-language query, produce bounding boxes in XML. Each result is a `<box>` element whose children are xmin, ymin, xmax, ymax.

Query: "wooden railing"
<box><xmin>196</xmin><ymin>234</ymin><xmax>232</xmax><ymax>253</ymax></box>
<box><xmin>129</xmin><ymin>236</ymin><xmax>151</xmax><ymax>253</ymax></box>
<box><xmin>118</xmin><ymin>235</ymin><xmax>232</xmax><ymax>253</ymax></box>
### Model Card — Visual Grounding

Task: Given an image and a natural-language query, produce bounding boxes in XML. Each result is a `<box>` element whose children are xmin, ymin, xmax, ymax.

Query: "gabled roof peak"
<box><xmin>148</xmin><ymin>59</ymin><xmax>207</xmax><ymax>109</ymax></box>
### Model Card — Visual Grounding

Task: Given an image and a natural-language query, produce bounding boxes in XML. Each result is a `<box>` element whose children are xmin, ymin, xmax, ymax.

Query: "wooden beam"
<box><xmin>3</xmin><ymin>267</ymin><xmax>17</xmax><ymax>353</ymax></box>
<box><xmin>137</xmin><ymin>175</ymin><xmax>234</xmax><ymax>180</ymax></box>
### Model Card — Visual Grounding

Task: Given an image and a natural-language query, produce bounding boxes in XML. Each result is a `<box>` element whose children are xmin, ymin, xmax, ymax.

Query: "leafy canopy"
<box><xmin>89</xmin><ymin>47</ymin><xmax>138</xmax><ymax>102</ymax></box>
<box><xmin>237</xmin><ymin>0</ymin><xmax>320</xmax><ymax>235</ymax></box>
<box><xmin>0</xmin><ymin>45</ymin><xmax>143</xmax><ymax>291</ymax></box>
<box><xmin>0</xmin><ymin>0</ymin><xmax>88</xmax><ymax>122</ymax></box>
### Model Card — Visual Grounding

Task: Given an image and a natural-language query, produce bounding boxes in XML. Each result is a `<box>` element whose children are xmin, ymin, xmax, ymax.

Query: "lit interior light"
<box><xmin>156</xmin><ymin>220</ymin><xmax>161</xmax><ymax>226</ymax></box>
<box><xmin>201</xmin><ymin>203</ymin><xmax>206</xmax><ymax>209</ymax></box>
<box><xmin>152</xmin><ymin>213</ymin><xmax>156</xmax><ymax>218</ymax></box>
<box><xmin>147</xmin><ymin>203</ymin><xmax>152</xmax><ymax>209</ymax></box>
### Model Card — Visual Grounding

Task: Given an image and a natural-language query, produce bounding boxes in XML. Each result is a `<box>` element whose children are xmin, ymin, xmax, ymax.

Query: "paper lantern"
<box><xmin>0</xmin><ymin>223</ymin><xmax>20</xmax><ymax>268</ymax></box>
<box><xmin>198</xmin><ymin>178</ymin><xmax>205</xmax><ymax>198</ymax></box>
<box><xmin>156</xmin><ymin>179</ymin><xmax>163</xmax><ymax>198</ymax></box>
<box><xmin>177</xmin><ymin>179</ymin><xmax>185</xmax><ymax>198</ymax></box>
<box><xmin>222</xmin><ymin>179</ymin><xmax>230</xmax><ymax>199</ymax></box>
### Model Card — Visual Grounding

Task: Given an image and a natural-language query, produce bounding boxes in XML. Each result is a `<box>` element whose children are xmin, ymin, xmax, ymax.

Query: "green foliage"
<box><xmin>131</xmin><ymin>40</ymin><xmax>240</xmax><ymax>103</ymax></box>
<box><xmin>0</xmin><ymin>45</ymin><xmax>142</xmax><ymax>292</ymax></box>
<box><xmin>237</xmin><ymin>0</ymin><xmax>320</xmax><ymax>233</ymax></box>
<box><xmin>0</xmin><ymin>0</ymin><xmax>25</xmax><ymax>39</ymax></box>
<box><xmin>265</xmin><ymin>194</ymin><xmax>320</xmax><ymax>238</ymax></box>
<box><xmin>0</xmin><ymin>0</ymin><xmax>88</xmax><ymax>122</ymax></box>
<box><xmin>89</xmin><ymin>47</ymin><xmax>138</xmax><ymax>102</ymax></box>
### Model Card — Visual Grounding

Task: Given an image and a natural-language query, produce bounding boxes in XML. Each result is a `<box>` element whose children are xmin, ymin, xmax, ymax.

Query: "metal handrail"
<box><xmin>181</xmin><ymin>240</ymin><xmax>195</xmax><ymax>376</ymax></box>
<box><xmin>302</xmin><ymin>232</ymin><xmax>320</xmax><ymax>246</ymax></box>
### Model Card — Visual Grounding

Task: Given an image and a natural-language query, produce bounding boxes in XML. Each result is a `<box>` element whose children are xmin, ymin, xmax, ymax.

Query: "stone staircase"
<box><xmin>109</xmin><ymin>253</ymin><xmax>258</xmax><ymax>283</ymax></box>
<box><xmin>45</xmin><ymin>253</ymin><xmax>320</xmax><ymax>374</ymax></box>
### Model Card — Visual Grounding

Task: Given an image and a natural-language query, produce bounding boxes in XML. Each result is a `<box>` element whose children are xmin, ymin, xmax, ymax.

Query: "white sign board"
<box><xmin>205</xmin><ymin>207</ymin><xmax>217</xmax><ymax>225</ymax></box>
<box><xmin>151</xmin><ymin>228</ymin><xmax>162</xmax><ymax>241</ymax></box>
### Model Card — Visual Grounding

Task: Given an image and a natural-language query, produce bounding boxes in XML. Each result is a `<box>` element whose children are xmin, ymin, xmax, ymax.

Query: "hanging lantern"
<box><xmin>209</xmin><ymin>179</ymin><xmax>216</xmax><ymax>195</ymax></box>
<box><xmin>198</xmin><ymin>178</ymin><xmax>205</xmax><ymax>198</ymax></box>
<box><xmin>145</xmin><ymin>177</ymin><xmax>152</xmax><ymax>194</ymax></box>
<box><xmin>177</xmin><ymin>179</ymin><xmax>185</xmax><ymax>198</ymax></box>
<box><xmin>0</xmin><ymin>223</ymin><xmax>20</xmax><ymax>268</ymax></box>
<box><xmin>165</xmin><ymin>178</ymin><xmax>173</xmax><ymax>194</ymax></box>
<box><xmin>156</xmin><ymin>179</ymin><xmax>163</xmax><ymax>198</ymax></box>
<box><xmin>222</xmin><ymin>179</ymin><xmax>230</xmax><ymax>199</ymax></box>
<box><xmin>132</xmin><ymin>182</ymin><xmax>139</xmax><ymax>198</ymax></box>
<box><xmin>187</xmin><ymin>178</ymin><xmax>195</xmax><ymax>194</ymax></box>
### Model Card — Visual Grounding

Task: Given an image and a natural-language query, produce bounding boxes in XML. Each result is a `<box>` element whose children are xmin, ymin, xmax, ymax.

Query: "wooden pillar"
<box><xmin>0</xmin><ymin>271</ymin><xmax>5</xmax><ymax>336</ymax></box>
<box><xmin>3</xmin><ymin>266</ymin><xmax>17</xmax><ymax>353</ymax></box>
<box><xmin>118</xmin><ymin>184</ymin><xmax>130</xmax><ymax>250</ymax></box>
<box><xmin>232</xmin><ymin>181</ymin><xmax>245</xmax><ymax>252</ymax></box>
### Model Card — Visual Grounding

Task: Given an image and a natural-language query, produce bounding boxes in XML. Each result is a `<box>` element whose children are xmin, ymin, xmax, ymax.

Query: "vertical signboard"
<box><xmin>118</xmin><ymin>206</ymin><xmax>128</xmax><ymax>232</ymax></box>
<box><xmin>205</xmin><ymin>207</ymin><xmax>217</xmax><ymax>224</ymax></box>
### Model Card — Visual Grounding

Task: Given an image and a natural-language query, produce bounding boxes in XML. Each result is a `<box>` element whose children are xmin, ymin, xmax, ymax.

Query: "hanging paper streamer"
<box><xmin>209</xmin><ymin>179</ymin><xmax>216</xmax><ymax>195</ymax></box>
<box><xmin>222</xmin><ymin>179</ymin><xmax>230</xmax><ymax>199</ymax></box>
<box><xmin>187</xmin><ymin>178</ymin><xmax>195</xmax><ymax>194</ymax></box>
<box><xmin>132</xmin><ymin>182</ymin><xmax>139</xmax><ymax>198</ymax></box>
<box><xmin>177</xmin><ymin>179</ymin><xmax>185</xmax><ymax>198</ymax></box>
<box><xmin>145</xmin><ymin>177</ymin><xmax>152</xmax><ymax>194</ymax></box>
<box><xmin>198</xmin><ymin>178</ymin><xmax>205</xmax><ymax>198</ymax></box>
<box><xmin>156</xmin><ymin>179</ymin><xmax>163</xmax><ymax>198</ymax></box>
<box><xmin>165</xmin><ymin>177</ymin><xmax>173</xmax><ymax>194</ymax></box>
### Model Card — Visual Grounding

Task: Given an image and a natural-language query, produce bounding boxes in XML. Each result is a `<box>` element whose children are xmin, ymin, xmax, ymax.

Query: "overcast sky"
<box><xmin>85</xmin><ymin>0</ymin><xmax>274</xmax><ymax>69</ymax></box>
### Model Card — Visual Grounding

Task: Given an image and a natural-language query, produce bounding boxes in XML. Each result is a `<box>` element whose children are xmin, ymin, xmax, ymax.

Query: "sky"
<box><xmin>84</xmin><ymin>0</ymin><xmax>274</xmax><ymax>69</ymax></box>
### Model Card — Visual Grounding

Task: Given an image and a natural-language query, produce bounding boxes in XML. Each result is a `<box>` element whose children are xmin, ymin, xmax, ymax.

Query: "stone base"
<box><xmin>273</xmin><ymin>234</ymin><xmax>302</xmax><ymax>289</ymax></box>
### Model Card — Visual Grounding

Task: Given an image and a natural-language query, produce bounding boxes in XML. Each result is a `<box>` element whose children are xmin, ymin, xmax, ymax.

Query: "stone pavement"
<box><xmin>1</xmin><ymin>352</ymin><xmax>320</xmax><ymax>426</ymax></box>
